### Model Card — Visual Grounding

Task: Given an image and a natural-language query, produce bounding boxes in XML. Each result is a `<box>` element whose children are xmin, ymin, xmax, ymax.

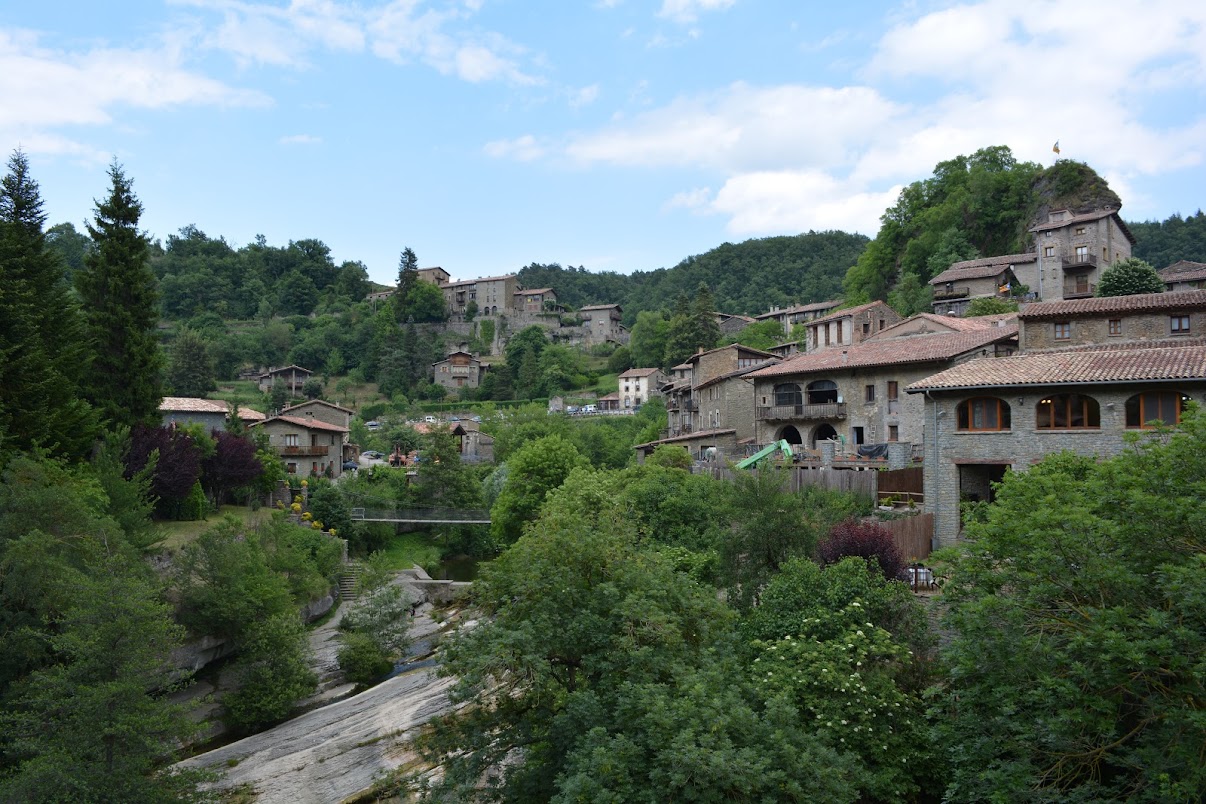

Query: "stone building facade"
<box><xmin>280</xmin><ymin>399</ymin><xmax>354</xmax><ymax>430</ymax></box>
<box><xmin>432</xmin><ymin>349</ymin><xmax>484</xmax><ymax>391</ymax></box>
<box><xmin>254</xmin><ymin>414</ymin><xmax>350</xmax><ymax>477</ymax></box>
<box><xmin>579</xmin><ymin>304</ymin><xmax>628</xmax><ymax>345</ymax></box>
<box><xmin>1160</xmin><ymin>260</ymin><xmax>1206</xmax><ymax>293</ymax></box>
<box><xmin>929</xmin><ymin>254</ymin><xmax>1031</xmax><ymax>315</ymax></box>
<box><xmin>1028</xmin><ymin>208</ymin><xmax>1136</xmax><ymax>301</ymax></box>
<box><xmin>909</xmin><ymin>291</ymin><xmax>1206</xmax><ymax>548</ymax></box>
<box><xmin>618</xmin><ymin>367</ymin><xmax>666</xmax><ymax>409</ymax></box>
<box><xmin>803</xmin><ymin>301</ymin><xmax>902</xmax><ymax>353</ymax></box>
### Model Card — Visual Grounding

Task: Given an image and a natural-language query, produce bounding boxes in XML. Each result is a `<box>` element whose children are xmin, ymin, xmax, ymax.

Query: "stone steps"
<box><xmin>339</xmin><ymin>562</ymin><xmax>364</xmax><ymax>601</ymax></box>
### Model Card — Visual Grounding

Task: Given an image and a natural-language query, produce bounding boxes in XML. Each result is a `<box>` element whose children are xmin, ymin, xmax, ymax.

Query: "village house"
<box><xmin>802</xmin><ymin>300</ymin><xmax>903</xmax><ymax>353</ymax></box>
<box><xmin>746</xmin><ymin>315</ymin><xmax>1018</xmax><ymax>452</ymax></box>
<box><xmin>253</xmin><ymin>412</ymin><xmax>351</xmax><ymax>478</ymax></box>
<box><xmin>714</xmin><ymin>312</ymin><xmax>756</xmax><ymax>335</ymax></box>
<box><xmin>280</xmin><ymin>399</ymin><xmax>354</xmax><ymax>430</ymax></box>
<box><xmin>618</xmin><ymin>367</ymin><xmax>666</xmax><ymax>409</ymax></box>
<box><xmin>442</xmin><ymin>274</ymin><xmax>521</xmax><ymax>317</ymax></box>
<box><xmin>753</xmin><ymin>300</ymin><xmax>843</xmax><ymax>335</ymax></box>
<box><xmin>930</xmin><ymin>254</ymin><xmax>1032</xmax><ymax>315</ymax></box>
<box><xmin>1160</xmin><ymin>260</ymin><xmax>1206</xmax><ymax>293</ymax></box>
<box><xmin>1028</xmin><ymin>208</ymin><xmax>1136</xmax><ymax>301</ymax></box>
<box><xmin>641</xmin><ymin>344</ymin><xmax>779</xmax><ymax>461</ymax></box>
<box><xmin>513</xmin><ymin>287</ymin><xmax>558</xmax><ymax>313</ymax></box>
<box><xmin>257</xmin><ymin>365</ymin><xmax>313</xmax><ymax>394</ymax></box>
<box><xmin>432</xmin><ymin>349</ymin><xmax>485</xmax><ymax>391</ymax></box>
<box><xmin>159</xmin><ymin>397</ymin><xmax>265</xmax><ymax>431</ymax></box>
<box><xmin>908</xmin><ymin>290</ymin><xmax>1206</xmax><ymax>548</ymax></box>
<box><xmin>578</xmin><ymin>304</ymin><xmax>628</xmax><ymax>344</ymax></box>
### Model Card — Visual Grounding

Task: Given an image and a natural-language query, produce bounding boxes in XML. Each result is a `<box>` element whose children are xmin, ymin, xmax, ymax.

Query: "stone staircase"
<box><xmin>338</xmin><ymin>562</ymin><xmax>364</xmax><ymax>601</ymax></box>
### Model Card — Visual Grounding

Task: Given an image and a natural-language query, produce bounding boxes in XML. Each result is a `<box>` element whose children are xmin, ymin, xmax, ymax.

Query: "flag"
<box><xmin>999</xmin><ymin>282</ymin><xmax>1011</xmax><ymax>293</ymax></box>
<box><xmin>1053</xmin><ymin>140</ymin><xmax>1061</xmax><ymax>154</ymax></box>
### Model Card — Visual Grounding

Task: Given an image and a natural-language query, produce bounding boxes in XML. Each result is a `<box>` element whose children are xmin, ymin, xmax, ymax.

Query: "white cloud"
<box><xmin>663</xmin><ymin>187</ymin><xmax>713</xmax><ymax>211</ymax></box>
<box><xmin>279</xmin><ymin>133</ymin><xmax>322</xmax><ymax>144</ymax></box>
<box><xmin>658</xmin><ymin>0</ymin><xmax>736</xmax><ymax>25</ymax></box>
<box><xmin>711</xmin><ymin>171</ymin><xmax>900</xmax><ymax>236</ymax></box>
<box><xmin>569</xmin><ymin>84</ymin><xmax>600</xmax><ymax>108</ymax></box>
<box><xmin>0</xmin><ymin>28</ymin><xmax>268</xmax><ymax>158</ymax></box>
<box><xmin>483</xmin><ymin>134</ymin><xmax>545</xmax><ymax>162</ymax></box>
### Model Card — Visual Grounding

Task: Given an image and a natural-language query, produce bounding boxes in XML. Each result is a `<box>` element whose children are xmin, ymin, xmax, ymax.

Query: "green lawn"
<box><xmin>158</xmin><ymin>505</ymin><xmax>276</xmax><ymax>552</ymax></box>
<box><xmin>377</xmin><ymin>531</ymin><xmax>443</xmax><ymax>573</ymax></box>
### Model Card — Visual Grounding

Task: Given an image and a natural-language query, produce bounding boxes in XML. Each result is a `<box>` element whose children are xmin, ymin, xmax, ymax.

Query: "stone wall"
<box><xmin>1020</xmin><ymin>309</ymin><xmax>1206</xmax><ymax>350</ymax></box>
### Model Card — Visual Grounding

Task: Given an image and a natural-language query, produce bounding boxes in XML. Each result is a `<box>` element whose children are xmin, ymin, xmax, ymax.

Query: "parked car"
<box><xmin>566</xmin><ymin>405</ymin><xmax>580</xmax><ymax>414</ymax></box>
<box><xmin>365</xmin><ymin>420</ymin><xmax>381</xmax><ymax>429</ymax></box>
<box><xmin>362</xmin><ymin>450</ymin><xmax>384</xmax><ymax>459</ymax></box>
<box><xmin>583</xmin><ymin>404</ymin><xmax>598</xmax><ymax>414</ymax></box>
<box><xmin>424</xmin><ymin>415</ymin><xmax>438</xmax><ymax>423</ymax></box>
<box><xmin>342</xmin><ymin>460</ymin><xmax>359</xmax><ymax>471</ymax></box>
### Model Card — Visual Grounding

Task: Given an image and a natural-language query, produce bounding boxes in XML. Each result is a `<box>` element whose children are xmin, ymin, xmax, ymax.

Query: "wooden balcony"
<box><xmin>933</xmin><ymin>286</ymin><xmax>971</xmax><ymax>300</ymax></box>
<box><xmin>1063</xmin><ymin>282</ymin><xmax>1097</xmax><ymax>299</ymax></box>
<box><xmin>280</xmin><ymin>445</ymin><xmax>331</xmax><ymax>457</ymax></box>
<box><xmin>756</xmin><ymin>402</ymin><xmax>847</xmax><ymax>421</ymax></box>
<box><xmin>1061</xmin><ymin>254</ymin><xmax>1098</xmax><ymax>270</ymax></box>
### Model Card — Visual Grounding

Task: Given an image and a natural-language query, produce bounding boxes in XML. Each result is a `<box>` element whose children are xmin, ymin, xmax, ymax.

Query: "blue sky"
<box><xmin>4</xmin><ymin>1</ymin><xmax>1205</xmax><ymax>286</ymax></box>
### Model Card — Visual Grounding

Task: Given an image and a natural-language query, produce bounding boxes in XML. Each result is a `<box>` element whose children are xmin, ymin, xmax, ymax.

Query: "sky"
<box><xmin>3</xmin><ymin>1</ymin><xmax>1206</xmax><ymax>286</ymax></box>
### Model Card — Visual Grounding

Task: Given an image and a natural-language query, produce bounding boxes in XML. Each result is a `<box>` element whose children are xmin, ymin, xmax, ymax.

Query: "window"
<box><xmin>888</xmin><ymin>425</ymin><xmax>899</xmax><ymax>442</ymax></box>
<box><xmin>862</xmin><ymin>322</ymin><xmax>870</xmax><ymax>335</ymax></box>
<box><xmin>878</xmin><ymin>319</ymin><xmax>886</xmax><ymax>331</ymax></box>
<box><xmin>284</xmin><ymin>434</ymin><xmax>299</xmax><ymax>447</ymax></box>
<box><xmin>1108</xmin><ymin>318</ymin><xmax>1122</xmax><ymax>336</ymax></box>
<box><xmin>1044</xmin><ymin>230</ymin><xmax>1053</xmax><ymax>237</ymax></box>
<box><xmin>1075</xmin><ymin>226</ymin><xmax>1086</xmax><ymax>235</ymax></box>
<box><xmin>1036</xmin><ymin>394</ymin><xmax>1101</xmax><ymax>429</ymax></box>
<box><xmin>806</xmin><ymin>380</ymin><xmax>839</xmax><ymax>405</ymax></box>
<box><xmin>865</xmin><ymin>384</ymin><xmax>876</xmax><ymax>403</ymax></box>
<box><xmin>773</xmin><ymin>383</ymin><xmax>802</xmax><ymax>407</ymax></box>
<box><xmin>1044</xmin><ymin>246</ymin><xmax>1055</xmax><ymax>257</ymax></box>
<box><xmin>1126</xmin><ymin>392</ymin><xmax>1189</xmax><ymax>428</ymax></box>
<box><xmin>888</xmin><ymin>380</ymin><xmax>900</xmax><ymax>414</ymax></box>
<box><xmin>1054</xmin><ymin>322</ymin><xmax>1071</xmax><ymax>340</ymax></box>
<box><xmin>1171</xmin><ymin>315</ymin><xmax>1191</xmax><ymax>334</ymax></box>
<box><xmin>1075</xmin><ymin>245</ymin><xmax>1089</xmax><ymax>263</ymax></box>
<box><xmin>956</xmin><ymin>397</ymin><xmax>1011</xmax><ymax>431</ymax></box>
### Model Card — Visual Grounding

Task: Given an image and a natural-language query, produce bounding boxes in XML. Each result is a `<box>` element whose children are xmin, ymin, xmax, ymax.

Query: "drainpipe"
<box><xmin>925</xmin><ymin>388</ymin><xmax>939</xmax><ymax>553</ymax></box>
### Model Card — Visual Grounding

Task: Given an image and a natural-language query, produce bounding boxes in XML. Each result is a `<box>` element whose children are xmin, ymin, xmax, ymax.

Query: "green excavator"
<box><xmin>735</xmin><ymin>439</ymin><xmax>794</xmax><ymax>470</ymax></box>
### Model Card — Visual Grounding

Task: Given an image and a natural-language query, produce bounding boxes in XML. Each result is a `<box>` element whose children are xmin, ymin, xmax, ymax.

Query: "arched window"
<box><xmin>1036</xmin><ymin>394</ymin><xmax>1100</xmax><ymax>429</ymax></box>
<box><xmin>806</xmin><ymin>380</ymin><xmax>838</xmax><ymax>404</ymax></box>
<box><xmin>956</xmin><ymin>397</ymin><xmax>1011</xmax><ymax>431</ymax></box>
<box><xmin>1125</xmin><ymin>391</ymin><xmax>1190</xmax><ymax>428</ymax></box>
<box><xmin>773</xmin><ymin>383</ymin><xmax>802</xmax><ymax>407</ymax></box>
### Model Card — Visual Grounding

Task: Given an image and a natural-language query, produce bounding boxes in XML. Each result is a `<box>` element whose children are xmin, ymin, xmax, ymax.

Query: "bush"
<box><xmin>816</xmin><ymin>519</ymin><xmax>904</xmax><ymax>580</ymax></box>
<box><xmin>222</xmin><ymin>613</ymin><xmax>316</xmax><ymax>733</ymax></box>
<box><xmin>337</xmin><ymin>632</ymin><xmax>394</xmax><ymax>685</ymax></box>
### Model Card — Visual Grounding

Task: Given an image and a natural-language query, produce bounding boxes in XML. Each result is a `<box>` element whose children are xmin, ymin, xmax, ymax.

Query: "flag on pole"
<box><xmin>1052</xmin><ymin>140</ymin><xmax>1061</xmax><ymax>155</ymax></box>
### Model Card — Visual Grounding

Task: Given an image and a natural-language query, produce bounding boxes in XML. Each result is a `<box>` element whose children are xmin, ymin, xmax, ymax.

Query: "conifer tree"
<box><xmin>76</xmin><ymin>162</ymin><xmax>164</xmax><ymax>431</ymax></box>
<box><xmin>166</xmin><ymin>327</ymin><xmax>215</xmax><ymax>398</ymax></box>
<box><xmin>0</xmin><ymin>150</ymin><xmax>96</xmax><ymax>456</ymax></box>
<box><xmin>393</xmin><ymin>246</ymin><xmax>418</xmax><ymax>322</ymax></box>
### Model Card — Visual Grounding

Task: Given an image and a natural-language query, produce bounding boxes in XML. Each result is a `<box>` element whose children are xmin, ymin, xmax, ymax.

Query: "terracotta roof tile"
<box><xmin>159</xmin><ymin>397</ymin><xmax>228</xmax><ymax>413</ymax></box>
<box><xmin>1160</xmin><ymin>261</ymin><xmax>1206</xmax><ymax>283</ymax></box>
<box><xmin>871</xmin><ymin>313</ymin><xmax>1014</xmax><ymax>337</ymax></box>
<box><xmin>694</xmin><ymin>359</ymin><xmax>779</xmax><ymax>390</ymax></box>
<box><xmin>1018</xmin><ymin>290</ymin><xmax>1206</xmax><ymax>319</ymax></box>
<box><xmin>580</xmin><ymin>303</ymin><xmax>621</xmax><ymax>311</ymax></box>
<box><xmin>907</xmin><ymin>338</ymin><xmax>1206</xmax><ymax>391</ymax></box>
<box><xmin>747</xmin><ymin>323</ymin><xmax>1018</xmax><ymax>379</ymax></box>
<box><xmin>807</xmin><ymin>299</ymin><xmax>894</xmax><ymax>327</ymax></box>
<box><xmin>634</xmin><ymin>428</ymin><xmax>736</xmax><ymax>449</ymax></box>
<box><xmin>257</xmin><ymin>415</ymin><xmax>349</xmax><ymax>433</ymax></box>
<box><xmin>930</xmin><ymin>253</ymin><xmax>1034</xmax><ymax>284</ymax></box>
<box><xmin>619</xmin><ymin>367</ymin><xmax>662</xmax><ymax>378</ymax></box>
<box><xmin>754</xmin><ymin>300</ymin><xmax>842</xmax><ymax>320</ymax></box>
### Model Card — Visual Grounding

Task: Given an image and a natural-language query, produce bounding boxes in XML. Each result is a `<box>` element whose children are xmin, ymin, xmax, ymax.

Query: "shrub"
<box><xmin>338</xmin><ymin>632</ymin><xmax>394</xmax><ymax>685</ymax></box>
<box><xmin>816</xmin><ymin>519</ymin><xmax>904</xmax><ymax>580</ymax></box>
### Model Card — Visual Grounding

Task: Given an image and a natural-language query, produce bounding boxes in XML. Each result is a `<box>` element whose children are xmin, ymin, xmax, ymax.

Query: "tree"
<box><xmin>935</xmin><ymin>412</ymin><xmax>1206</xmax><ymax>802</ymax></box>
<box><xmin>1096</xmin><ymin>256</ymin><xmax>1165</xmax><ymax>296</ymax></box>
<box><xmin>166</xmin><ymin>327</ymin><xmax>216</xmax><ymax>398</ymax></box>
<box><xmin>963</xmin><ymin>295</ymin><xmax>1018</xmax><ymax>316</ymax></box>
<box><xmin>76</xmin><ymin>161</ymin><xmax>164</xmax><ymax>430</ymax></box>
<box><xmin>728</xmin><ymin>319</ymin><xmax>784</xmax><ymax>350</ymax></box>
<box><xmin>0</xmin><ymin>150</ymin><xmax>96</xmax><ymax>457</ymax></box>
<box><xmin>0</xmin><ymin>560</ymin><xmax>205</xmax><ymax>802</ymax></box>
<box><xmin>816</xmin><ymin>519</ymin><xmax>906</xmax><ymax>581</ymax></box>
<box><xmin>302</xmin><ymin>377</ymin><xmax>324</xmax><ymax>399</ymax></box>
<box><xmin>200</xmin><ymin>431</ymin><xmax>263</xmax><ymax>506</ymax></box>
<box><xmin>221</xmin><ymin>613</ymin><xmax>316</xmax><ymax>734</ymax></box>
<box><xmin>628</xmin><ymin>310</ymin><xmax>671</xmax><ymax>368</ymax></box>
<box><xmin>489</xmin><ymin>434</ymin><xmax>587</xmax><ymax>544</ymax></box>
<box><xmin>393</xmin><ymin>246</ymin><xmax>418</xmax><ymax>322</ymax></box>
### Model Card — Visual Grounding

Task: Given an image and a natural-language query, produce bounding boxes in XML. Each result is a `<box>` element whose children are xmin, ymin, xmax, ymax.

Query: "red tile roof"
<box><xmin>930</xmin><ymin>253</ymin><xmax>1034</xmax><ymax>285</ymax></box>
<box><xmin>1160</xmin><ymin>261</ymin><xmax>1206</xmax><ymax>283</ymax></box>
<box><xmin>160</xmin><ymin>397</ymin><xmax>228</xmax><ymax>414</ymax></box>
<box><xmin>282</xmin><ymin>399</ymin><xmax>355</xmax><ymax>415</ymax></box>
<box><xmin>1029</xmin><ymin>208</ymin><xmax>1136</xmax><ymax>244</ymax></box>
<box><xmin>694</xmin><ymin>359</ymin><xmax>779</xmax><ymax>390</ymax></box>
<box><xmin>754</xmin><ymin>300</ymin><xmax>842</xmax><ymax>320</ymax></box>
<box><xmin>259</xmin><ymin>415</ymin><xmax>349</xmax><ymax>433</ymax></box>
<box><xmin>580</xmin><ymin>304</ymin><xmax>621</xmax><ymax>311</ymax></box>
<box><xmin>619</xmin><ymin>367</ymin><xmax>662</xmax><ymax>378</ymax></box>
<box><xmin>1018</xmin><ymin>289</ymin><xmax>1206</xmax><ymax>319</ymax></box>
<box><xmin>747</xmin><ymin>323</ymin><xmax>1018</xmax><ymax>379</ymax></box>
<box><xmin>515</xmin><ymin>287</ymin><xmax>554</xmax><ymax>295</ymax></box>
<box><xmin>634</xmin><ymin>428</ymin><xmax>736</xmax><ymax>449</ymax></box>
<box><xmin>907</xmin><ymin>338</ymin><xmax>1206</xmax><ymax>392</ymax></box>
<box><xmin>871</xmin><ymin>313</ymin><xmax>1015</xmax><ymax>337</ymax></box>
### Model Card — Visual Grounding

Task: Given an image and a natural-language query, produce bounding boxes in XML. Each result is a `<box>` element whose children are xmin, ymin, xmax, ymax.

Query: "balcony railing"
<box><xmin>1063</xmin><ymin>282</ymin><xmax>1097</xmax><ymax>299</ymax></box>
<box><xmin>280</xmin><ymin>445</ymin><xmax>332</xmax><ymax>457</ymax></box>
<box><xmin>756</xmin><ymin>402</ymin><xmax>847</xmax><ymax>421</ymax></box>
<box><xmin>933</xmin><ymin>286</ymin><xmax>971</xmax><ymax>300</ymax></box>
<box><xmin>1061</xmin><ymin>253</ymin><xmax>1097</xmax><ymax>269</ymax></box>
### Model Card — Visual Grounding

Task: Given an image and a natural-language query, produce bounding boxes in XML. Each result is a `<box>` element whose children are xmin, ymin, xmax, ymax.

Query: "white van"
<box><xmin>583</xmin><ymin>404</ymin><xmax>598</xmax><ymax>414</ymax></box>
<box><xmin>424</xmin><ymin>415</ymin><xmax>438</xmax><ymax>424</ymax></box>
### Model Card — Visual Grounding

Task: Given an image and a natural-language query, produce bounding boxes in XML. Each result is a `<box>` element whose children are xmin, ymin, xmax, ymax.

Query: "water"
<box><xmin>437</xmin><ymin>555</ymin><xmax>481</xmax><ymax>581</ymax></box>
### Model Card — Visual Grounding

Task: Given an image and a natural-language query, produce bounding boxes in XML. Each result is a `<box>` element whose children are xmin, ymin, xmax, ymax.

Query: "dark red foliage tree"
<box><xmin>126</xmin><ymin>425</ymin><xmax>201</xmax><ymax>503</ymax></box>
<box><xmin>816</xmin><ymin>519</ymin><xmax>904</xmax><ymax>581</ymax></box>
<box><xmin>201</xmin><ymin>430</ymin><xmax>263</xmax><ymax>505</ymax></box>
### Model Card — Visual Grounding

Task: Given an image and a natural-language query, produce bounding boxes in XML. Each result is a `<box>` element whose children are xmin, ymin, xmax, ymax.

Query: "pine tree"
<box><xmin>393</xmin><ymin>246</ymin><xmax>419</xmax><ymax>322</ymax></box>
<box><xmin>0</xmin><ymin>150</ymin><xmax>96</xmax><ymax>456</ymax></box>
<box><xmin>76</xmin><ymin>162</ymin><xmax>165</xmax><ymax>431</ymax></box>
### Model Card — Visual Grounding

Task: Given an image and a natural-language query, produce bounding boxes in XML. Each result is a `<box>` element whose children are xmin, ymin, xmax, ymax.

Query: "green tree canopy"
<box><xmin>1096</xmin><ymin>256</ymin><xmax>1165</xmax><ymax>296</ymax></box>
<box><xmin>489</xmin><ymin>434</ymin><xmax>587</xmax><ymax>544</ymax></box>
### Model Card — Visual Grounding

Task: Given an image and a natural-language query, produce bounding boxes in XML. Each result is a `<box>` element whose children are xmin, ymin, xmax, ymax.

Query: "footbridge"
<box><xmin>350</xmin><ymin>507</ymin><xmax>491</xmax><ymax>525</ymax></box>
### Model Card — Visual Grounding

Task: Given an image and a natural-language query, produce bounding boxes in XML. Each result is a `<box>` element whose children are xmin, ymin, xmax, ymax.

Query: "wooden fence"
<box><xmin>790</xmin><ymin>466</ymin><xmax>877</xmax><ymax>498</ymax></box>
<box><xmin>876</xmin><ymin>466</ymin><xmax>924</xmax><ymax>504</ymax></box>
<box><xmin>881</xmin><ymin>513</ymin><xmax>933</xmax><ymax>561</ymax></box>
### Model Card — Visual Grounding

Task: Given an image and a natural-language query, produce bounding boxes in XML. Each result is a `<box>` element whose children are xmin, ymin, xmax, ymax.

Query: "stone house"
<box><xmin>442</xmin><ymin>274</ymin><xmax>520</xmax><ymax>317</ymax></box>
<box><xmin>279</xmin><ymin>399</ymin><xmax>354</xmax><ymax>430</ymax></box>
<box><xmin>802</xmin><ymin>300</ymin><xmax>903</xmax><ymax>353</ymax></box>
<box><xmin>579</xmin><ymin>304</ymin><xmax>628</xmax><ymax>345</ymax></box>
<box><xmin>417</xmin><ymin>266</ymin><xmax>450</xmax><ymax>286</ymax></box>
<box><xmin>432</xmin><ymin>349</ymin><xmax>484</xmax><ymax>391</ymax></box>
<box><xmin>1160</xmin><ymin>260</ymin><xmax>1206</xmax><ymax>293</ymax></box>
<box><xmin>747</xmin><ymin>316</ymin><xmax>1018</xmax><ymax>451</ymax></box>
<box><xmin>908</xmin><ymin>290</ymin><xmax>1206</xmax><ymax>548</ymax></box>
<box><xmin>1028</xmin><ymin>208</ymin><xmax>1136</xmax><ymax>301</ymax></box>
<box><xmin>929</xmin><ymin>255</ymin><xmax>1030</xmax><ymax>316</ymax></box>
<box><xmin>753</xmin><ymin>300</ymin><xmax>843</xmax><ymax>335</ymax></box>
<box><xmin>514</xmin><ymin>287</ymin><xmax>558</xmax><ymax>313</ymax></box>
<box><xmin>618</xmin><ymin>367</ymin><xmax>666</xmax><ymax>409</ymax></box>
<box><xmin>254</xmin><ymin>414</ymin><xmax>350</xmax><ymax>477</ymax></box>
<box><xmin>160</xmin><ymin>397</ymin><xmax>265</xmax><ymax>430</ymax></box>
<box><xmin>257</xmin><ymin>365</ymin><xmax>313</xmax><ymax>394</ymax></box>
<box><xmin>715</xmin><ymin>312</ymin><xmax>756</xmax><ymax>335</ymax></box>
